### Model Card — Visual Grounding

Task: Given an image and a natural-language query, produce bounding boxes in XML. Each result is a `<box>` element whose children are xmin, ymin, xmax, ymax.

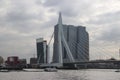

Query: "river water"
<box><xmin>0</xmin><ymin>69</ymin><xmax>120</xmax><ymax>80</ymax></box>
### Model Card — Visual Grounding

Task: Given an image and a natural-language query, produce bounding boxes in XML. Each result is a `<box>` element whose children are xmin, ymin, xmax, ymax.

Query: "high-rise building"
<box><xmin>53</xmin><ymin>15</ymin><xmax>89</xmax><ymax>63</ymax></box>
<box><xmin>36</xmin><ymin>38</ymin><xmax>47</xmax><ymax>64</ymax></box>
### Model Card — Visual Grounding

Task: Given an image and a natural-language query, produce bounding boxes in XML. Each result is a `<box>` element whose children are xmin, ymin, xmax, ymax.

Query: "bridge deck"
<box><xmin>64</xmin><ymin>60</ymin><xmax>120</xmax><ymax>64</ymax></box>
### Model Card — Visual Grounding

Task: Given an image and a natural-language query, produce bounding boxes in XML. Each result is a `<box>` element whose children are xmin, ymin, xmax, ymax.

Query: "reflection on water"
<box><xmin>0</xmin><ymin>69</ymin><xmax>120</xmax><ymax>80</ymax></box>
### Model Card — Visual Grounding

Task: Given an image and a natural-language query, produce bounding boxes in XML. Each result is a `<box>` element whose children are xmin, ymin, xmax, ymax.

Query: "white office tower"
<box><xmin>53</xmin><ymin>13</ymin><xmax>89</xmax><ymax>64</ymax></box>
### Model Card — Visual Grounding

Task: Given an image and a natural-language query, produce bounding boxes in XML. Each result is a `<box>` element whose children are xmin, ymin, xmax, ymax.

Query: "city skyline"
<box><xmin>0</xmin><ymin>0</ymin><xmax>120</xmax><ymax>61</ymax></box>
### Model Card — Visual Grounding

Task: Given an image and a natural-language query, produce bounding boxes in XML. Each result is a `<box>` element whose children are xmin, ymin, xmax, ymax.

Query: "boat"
<box><xmin>0</xmin><ymin>69</ymin><xmax>9</xmax><ymax>72</ymax></box>
<box><xmin>44</xmin><ymin>68</ymin><xmax>57</xmax><ymax>72</ymax></box>
<box><xmin>115</xmin><ymin>70</ymin><xmax>120</xmax><ymax>72</ymax></box>
<box><xmin>115</xmin><ymin>69</ymin><xmax>120</xmax><ymax>72</ymax></box>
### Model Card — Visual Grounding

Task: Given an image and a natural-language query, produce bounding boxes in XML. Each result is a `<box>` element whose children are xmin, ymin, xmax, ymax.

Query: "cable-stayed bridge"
<box><xmin>40</xmin><ymin>13</ymin><xmax>120</xmax><ymax>69</ymax></box>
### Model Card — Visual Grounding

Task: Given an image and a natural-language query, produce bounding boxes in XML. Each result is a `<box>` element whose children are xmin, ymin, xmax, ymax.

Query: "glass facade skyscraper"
<box><xmin>53</xmin><ymin>25</ymin><xmax>89</xmax><ymax>63</ymax></box>
<box><xmin>36</xmin><ymin>38</ymin><xmax>47</xmax><ymax>64</ymax></box>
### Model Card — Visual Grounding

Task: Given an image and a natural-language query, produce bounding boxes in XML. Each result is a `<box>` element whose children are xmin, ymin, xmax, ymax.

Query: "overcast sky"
<box><xmin>0</xmin><ymin>0</ymin><xmax>120</xmax><ymax>62</ymax></box>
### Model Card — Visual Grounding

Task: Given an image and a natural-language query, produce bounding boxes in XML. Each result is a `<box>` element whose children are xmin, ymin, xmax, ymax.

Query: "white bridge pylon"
<box><xmin>57</xmin><ymin>12</ymin><xmax>75</xmax><ymax>64</ymax></box>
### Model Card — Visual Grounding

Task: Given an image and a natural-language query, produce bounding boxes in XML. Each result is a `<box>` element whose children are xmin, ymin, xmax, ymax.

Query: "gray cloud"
<box><xmin>0</xmin><ymin>0</ymin><xmax>120</xmax><ymax>61</ymax></box>
<box><xmin>97</xmin><ymin>25</ymin><xmax>120</xmax><ymax>42</ymax></box>
<box><xmin>88</xmin><ymin>11</ymin><xmax>120</xmax><ymax>25</ymax></box>
<box><xmin>42</xmin><ymin>0</ymin><xmax>93</xmax><ymax>17</ymax></box>
<box><xmin>0</xmin><ymin>0</ymin><xmax>50</xmax><ymax>61</ymax></box>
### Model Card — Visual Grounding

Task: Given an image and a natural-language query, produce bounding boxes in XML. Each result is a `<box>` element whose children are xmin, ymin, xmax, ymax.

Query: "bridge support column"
<box><xmin>57</xmin><ymin>12</ymin><xmax>75</xmax><ymax>66</ymax></box>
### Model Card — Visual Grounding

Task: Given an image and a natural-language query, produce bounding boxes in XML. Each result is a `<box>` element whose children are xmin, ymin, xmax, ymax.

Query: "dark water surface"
<box><xmin>0</xmin><ymin>69</ymin><xmax>120</xmax><ymax>80</ymax></box>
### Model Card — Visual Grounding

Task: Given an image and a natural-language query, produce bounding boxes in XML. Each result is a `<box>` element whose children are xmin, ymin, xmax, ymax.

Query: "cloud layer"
<box><xmin>0</xmin><ymin>0</ymin><xmax>120</xmax><ymax>61</ymax></box>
